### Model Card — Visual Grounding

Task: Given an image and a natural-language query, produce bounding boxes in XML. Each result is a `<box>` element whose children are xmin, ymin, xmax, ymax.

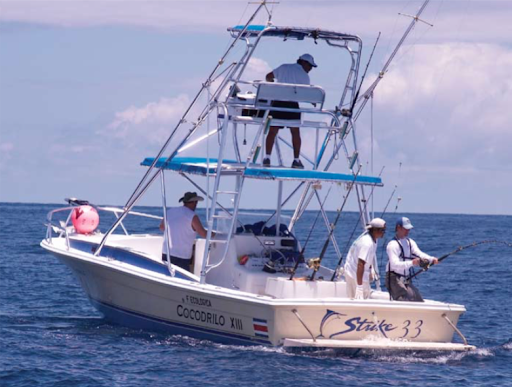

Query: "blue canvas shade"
<box><xmin>141</xmin><ymin>157</ymin><xmax>382</xmax><ymax>186</ymax></box>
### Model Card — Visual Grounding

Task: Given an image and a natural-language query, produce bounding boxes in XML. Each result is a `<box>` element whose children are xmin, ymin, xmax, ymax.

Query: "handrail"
<box><xmin>44</xmin><ymin>205</ymin><xmax>162</xmax><ymax>250</ymax></box>
<box><xmin>226</xmin><ymin>104</ymin><xmax>342</xmax><ymax>129</ymax></box>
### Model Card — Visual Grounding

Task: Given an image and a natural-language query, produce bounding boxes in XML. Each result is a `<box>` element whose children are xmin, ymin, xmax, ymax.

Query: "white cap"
<box><xmin>299</xmin><ymin>53</ymin><xmax>317</xmax><ymax>67</ymax></box>
<box><xmin>365</xmin><ymin>218</ymin><xmax>386</xmax><ymax>230</ymax></box>
<box><xmin>396</xmin><ymin>217</ymin><xmax>414</xmax><ymax>230</ymax></box>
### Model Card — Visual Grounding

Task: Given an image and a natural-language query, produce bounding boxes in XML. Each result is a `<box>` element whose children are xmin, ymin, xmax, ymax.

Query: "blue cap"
<box><xmin>396</xmin><ymin>217</ymin><xmax>413</xmax><ymax>230</ymax></box>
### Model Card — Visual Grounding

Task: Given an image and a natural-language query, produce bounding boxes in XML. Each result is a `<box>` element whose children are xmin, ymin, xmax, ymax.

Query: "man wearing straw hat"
<box><xmin>159</xmin><ymin>191</ymin><xmax>213</xmax><ymax>272</ymax></box>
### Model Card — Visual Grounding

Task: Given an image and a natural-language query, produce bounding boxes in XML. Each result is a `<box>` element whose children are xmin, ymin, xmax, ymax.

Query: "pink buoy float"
<box><xmin>71</xmin><ymin>205</ymin><xmax>99</xmax><ymax>234</ymax></box>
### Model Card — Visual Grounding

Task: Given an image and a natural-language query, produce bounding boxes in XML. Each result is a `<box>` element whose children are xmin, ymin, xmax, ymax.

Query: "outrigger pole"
<box><xmin>288</xmin><ymin>185</ymin><xmax>332</xmax><ymax>281</ymax></box>
<box><xmin>294</xmin><ymin>0</ymin><xmax>431</xmax><ymax>234</ymax></box>
<box><xmin>353</xmin><ymin>0</ymin><xmax>432</xmax><ymax>122</ymax></box>
<box><xmin>308</xmin><ymin>165</ymin><xmax>362</xmax><ymax>281</ymax></box>
<box><xmin>319</xmin><ymin>0</ymin><xmax>431</xmax><ymax>239</ymax></box>
<box><xmin>94</xmin><ymin>2</ymin><xmax>269</xmax><ymax>257</ymax></box>
<box><xmin>329</xmin><ymin>166</ymin><xmax>385</xmax><ymax>282</ymax></box>
<box><xmin>407</xmin><ymin>240</ymin><xmax>512</xmax><ymax>281</ymax></box>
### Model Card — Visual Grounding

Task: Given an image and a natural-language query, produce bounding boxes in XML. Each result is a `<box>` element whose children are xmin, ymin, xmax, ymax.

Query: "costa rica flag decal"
<box><xmin>253</xmin><ymin>318</ymin><xmax>269</xmax><ymax>338</ymax></box>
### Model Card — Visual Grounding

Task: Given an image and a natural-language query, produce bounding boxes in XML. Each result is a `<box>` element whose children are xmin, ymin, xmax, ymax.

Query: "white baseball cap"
<box><xmin>396</xmin><ymin>217</ymin><xmax>414</xmax><ymax>230</ymax></box>
<box><xmin>365</xmin><ymin>218</ymin><xmax>386</xmax><ymax>230</ymax></box>
<box><xmin>299</xmin><ymin>53</ymin><xmax>317</xmax><ymax>67</ymax></box>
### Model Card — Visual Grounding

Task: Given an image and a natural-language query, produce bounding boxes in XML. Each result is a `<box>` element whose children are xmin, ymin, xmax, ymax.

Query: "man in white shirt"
<box><xmin>159</xmin><ymin>192</ymin><xmax>213</xmax><ymax>272</ymax></box>
<box><xmin>263</xmin><ymin>53</ymin><xmax>317</xmax><ymax>169</ymax></box>
<box><xmin>386</xmin><ymin>217</ymin><xmax>439</xmax><ymax>302</ymax></box>
<box><xmin>344</xmin><ymin>218</ymin><xmax>386</xmax><ymax>299</ymax></box>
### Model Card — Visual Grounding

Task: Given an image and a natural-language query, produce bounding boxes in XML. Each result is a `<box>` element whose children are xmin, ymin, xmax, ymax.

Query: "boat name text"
<box><xmin>177</xmin><ymin>305</ymin><xmax>225</xmax><ymax>326</ymax></box>
<box><xmin>331</xmin><ymin>317</ymin><xmax>397</xmax><ymax>338</ymax></box>
<box><xmin>185</xmin><ymin>295</ymin><xmax>212</xmax><ymax>308</ymax></box>
<box><xmin>320</xmin><ymin>310</ymin><xmax>425</xmax><ymax>339</ymax></box>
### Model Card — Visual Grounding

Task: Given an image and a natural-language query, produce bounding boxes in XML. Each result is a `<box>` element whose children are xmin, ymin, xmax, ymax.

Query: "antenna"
<box><xmin>352</xmin><ymin>0</ymin><xmax>433</xmax><ymax>122</ymax></box>
<box><xmin>249</xmin><ymin>0</ymin><xmax>279</xmax><ymax>22</ymax></box>
<box><xmin>398</xmin><ymin>12</ymin><xmax>434</xmax><ymax>27</ymax></box>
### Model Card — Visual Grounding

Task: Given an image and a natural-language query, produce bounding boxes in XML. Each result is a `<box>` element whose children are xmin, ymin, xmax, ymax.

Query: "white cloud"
<box><xmin>49</xmin><ymin>143</ymin><xmax>96</xmax><ymax>154</ymax></box>
<box><xmin>2</xmin><ymin>1</ymin><xmax>512</xmax><ymax>45</ymax></box>
<box><xmin>366</xmin><ymin>43</ymin><xmax>512</xmax><ymax>170</ymax></box>
<box><xmin>0</xmin><ymin>142</ymin><xmax>14</xmax><ymax>169</ymax></box>
<box><xmin>0</xmin><ymin>142</ymin><xmax>14</xmax><ymax>152</ymax></box>
<box><xmin>0</xmin><ymin>0</ymin><xmax>251</xmax><ymax>30</ymax></box>
<box><xmin>109</xmin><ymin>94</ymin><xmax>190</xmax><ymax>129</ymax></box>
<box><xmin>240</xmin><ymin>57</ymin><xmax>271</xmax><ymax>82</ymax></box>
<box><xmin>104</xmin><ymin>57</ymin><xmax>270</xmax><ymax>148</ymax></box>
<box><xmin>104</xmin><ymin>94</ymin><xmax>191</xmax><ymax>144</ymax></box>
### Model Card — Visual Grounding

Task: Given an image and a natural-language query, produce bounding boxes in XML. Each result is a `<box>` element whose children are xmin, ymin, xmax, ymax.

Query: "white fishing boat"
<box><xmin>41</xmin><ymin>1</ymin><xmax>475</xmax><ymax>352</ymax></box>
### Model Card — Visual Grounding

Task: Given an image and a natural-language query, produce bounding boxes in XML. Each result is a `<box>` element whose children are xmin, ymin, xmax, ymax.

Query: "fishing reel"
<box><xmin>262</xmin><ymin>248</ymin><xmax>305</xmax><ymax>275</ymax></box>
<box><xmin>419</xmin><ymin>258</ymin><xmax>431</xmax><ymax>270</ymax></box>
<box><xmin>307</xmin><ymin>257</ymin><xmax>321</xmax><ymax>272</ymax></box>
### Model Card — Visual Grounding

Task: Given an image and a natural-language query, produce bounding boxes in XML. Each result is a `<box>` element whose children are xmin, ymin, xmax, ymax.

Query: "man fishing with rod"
<box><xmin>386</xmin><ymin>217</ymin><xmax>438</xmax><ymax>302</ymax></box>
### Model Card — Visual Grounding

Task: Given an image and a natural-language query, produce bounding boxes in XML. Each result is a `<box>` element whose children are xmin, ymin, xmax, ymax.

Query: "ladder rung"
<box><xmin>216</xmin><ymin>191</ymin><xmax>239</xmax><ymax>195</ymax></box>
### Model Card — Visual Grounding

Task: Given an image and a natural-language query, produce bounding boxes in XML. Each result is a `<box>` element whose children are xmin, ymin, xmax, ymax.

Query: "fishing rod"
<box><xmin>308</xmin><ymin>166</ymin><xmax>362</xmax><ymax>281</ymax></box>
<box><xmin>380</xmin><ymin>185</ymin><xmax>397</xmax><ymax>218</ymax></box>
<box><xmin>407</xmin><ymin>240</ymin><xmax>512</xmax><ymax>281</ymax></box>
<box><xmin>346</xmin><ymin>32</ymin><xmax>381</xmax><ymax>116</ymax></box>
<box><xmin>289</xmin><ymin>185</ymin><xmax>333</xmax><ymax>280</ymax></box>
<box><xmin>377</xmin><ymin>162</ymin><xmax>404</xmax><ymax>276</ymax></box>
<box><xmin>329</xmin><ymin>166</ymin><xmax>385</xmax><ymax>282</ymax></box>
<box><xmin>377</xmin><ymin>194</ymin><xmax>402</xmax><ymax>276</ymax></box>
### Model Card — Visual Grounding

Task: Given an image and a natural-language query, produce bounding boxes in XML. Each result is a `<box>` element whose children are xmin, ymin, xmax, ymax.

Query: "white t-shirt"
<box><xmin>162</xmin><ymin>206</ymin><xmax>197</xmax><ymax>259</ymax></box>
<box><xmin>273</xmin><ymin>63</ymin><xmax>310</xmax><ymax>85</ymax></box>
<box><xmin>344</xmin><ymin>232</ymin><xmax>377</xmax><ymax>283</ymax></box>
<box><xmin>386</xmin><ymin>237</ymin><xmax>435</xmax><ymax>276</ymax></box>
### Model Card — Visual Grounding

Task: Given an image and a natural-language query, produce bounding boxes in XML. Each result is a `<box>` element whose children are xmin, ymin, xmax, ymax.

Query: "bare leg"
<box><xmin>290</xmin><ymin>127</ymin><xmax>301</xmax><ymax>159</ymax></box>
<box><xmin>265</xmin><ymin>126</ymin><xmax>280</xmax><ymax>156</ymax></box>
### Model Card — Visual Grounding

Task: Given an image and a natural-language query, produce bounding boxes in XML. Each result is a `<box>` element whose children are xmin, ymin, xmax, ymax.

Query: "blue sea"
<box><xmin>1</xmin><ymin>202</ymin><xmax>511</xmax><ymax>387</ymax></box>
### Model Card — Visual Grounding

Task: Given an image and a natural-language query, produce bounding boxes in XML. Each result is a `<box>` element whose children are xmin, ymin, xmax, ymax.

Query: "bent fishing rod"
<box><xmin>407</xmin><ymin>240</ymin><xmax>512</xmax><ymax>281</ymax></box>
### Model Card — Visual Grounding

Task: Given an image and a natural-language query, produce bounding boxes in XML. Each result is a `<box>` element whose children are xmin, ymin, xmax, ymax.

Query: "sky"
<box><xmin>1</xmin><ymin>0</ymin><xmax>511</xmax><ymax>216</ymax></box>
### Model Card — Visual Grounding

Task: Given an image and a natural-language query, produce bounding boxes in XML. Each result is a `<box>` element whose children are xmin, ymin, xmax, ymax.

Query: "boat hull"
<box><xmin>43</xmin><ymin>241</ymin><xmax>469</xmax><ymax>350</ymax></box>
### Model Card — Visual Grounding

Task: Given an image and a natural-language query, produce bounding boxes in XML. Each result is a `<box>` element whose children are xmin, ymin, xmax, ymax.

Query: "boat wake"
<box><xmin>150</xmin><ymin>333</ymin><xmax>503</xmax><ymax>364</ymax></box>
<box><xmin>370</xmin><ymin>347</ymin><xmax>494</xmax><ymax>364</ymax></box>
<box><xmin>501</xmin><ymin>339</ymin><xmax>512</xmax><ymax>350</ymax></box>
<box><xmin>0</xmin><ymin>313</ymin><xmax>105</xmax><ymax>331</ymax></box>
<box><xmin>212</xmin><ymin>337</ymin><xmax>512</xmax><ymax>364</ymax></box>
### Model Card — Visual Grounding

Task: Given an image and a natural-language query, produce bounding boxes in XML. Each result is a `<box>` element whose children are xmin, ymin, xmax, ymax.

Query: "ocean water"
<box><xmin>1</xmin><ymin>202</ymin><xmax>511</xmax><ymax>387</ymax></box>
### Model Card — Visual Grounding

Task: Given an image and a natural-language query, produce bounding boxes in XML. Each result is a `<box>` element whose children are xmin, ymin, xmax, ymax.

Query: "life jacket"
<box><xmin>391</xmin><ymin>237</ymin><xmax>414</xmax><ymax>277</ymax></box>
